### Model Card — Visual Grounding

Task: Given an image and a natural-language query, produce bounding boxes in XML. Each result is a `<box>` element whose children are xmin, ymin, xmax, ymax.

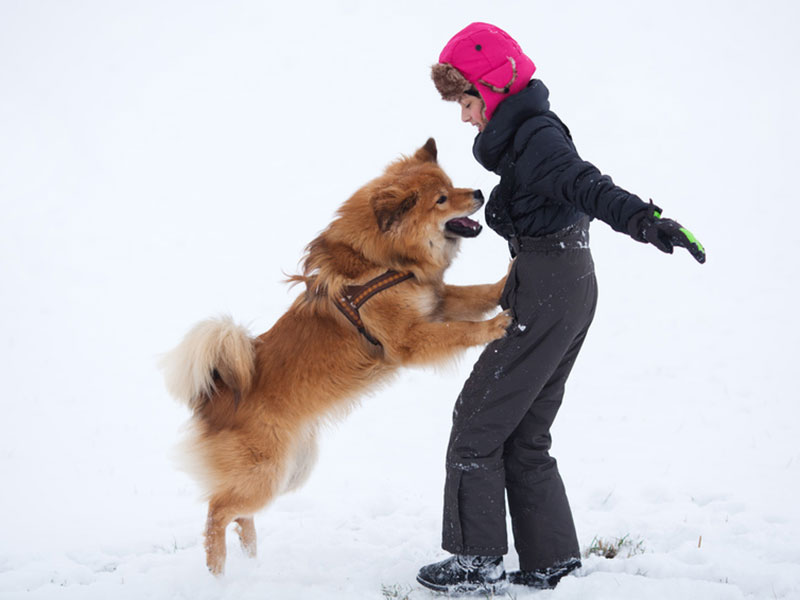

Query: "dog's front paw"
<box><xmin>483</xmin><ymin>309</ymin><xmax>513</xmax><ymax>342</ymax></box>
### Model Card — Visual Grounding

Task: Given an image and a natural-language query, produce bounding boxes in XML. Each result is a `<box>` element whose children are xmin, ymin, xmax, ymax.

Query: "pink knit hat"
<box><xmin>431</xmin><ymin>22</ymin><xmax>536</xmax><ymax>121</ymax></box>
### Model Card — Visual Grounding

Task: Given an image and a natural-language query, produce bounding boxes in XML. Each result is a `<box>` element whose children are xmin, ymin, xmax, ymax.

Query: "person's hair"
<box><xmin>464</xmin><ymin>87</ymin><xmax>481</xmax><ymax>98</ymax></box>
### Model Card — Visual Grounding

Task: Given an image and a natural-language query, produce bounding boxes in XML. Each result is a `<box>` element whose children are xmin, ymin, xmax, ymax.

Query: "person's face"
<box><xmin>459</xmin><ymin>94</ymin><xmax>488</xmax><ymax>132</ymax></box>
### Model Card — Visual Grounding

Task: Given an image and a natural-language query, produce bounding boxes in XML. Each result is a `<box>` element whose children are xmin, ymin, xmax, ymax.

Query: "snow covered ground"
<box><xmin>1</xmin><ymin>1</ymin><xmax>799</xmax><ymax>598</ymax></box>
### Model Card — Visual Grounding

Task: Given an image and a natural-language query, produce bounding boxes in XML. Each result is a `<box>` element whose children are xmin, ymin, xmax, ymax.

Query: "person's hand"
<box><xmin>628</xmin><ymin>201</ymin><xmax>706</xmax><ymax>264</ymax></box>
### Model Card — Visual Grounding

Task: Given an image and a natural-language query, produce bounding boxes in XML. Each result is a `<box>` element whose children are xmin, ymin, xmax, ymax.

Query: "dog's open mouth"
<box><xmin>445</xmin><ymin>216</ymin><xmax>483</xmax><ymax>238</ymax></box>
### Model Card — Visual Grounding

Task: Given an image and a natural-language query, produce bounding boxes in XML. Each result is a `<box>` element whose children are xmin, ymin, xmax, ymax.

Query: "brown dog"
<box><xmin>161</xmin><ymin>138</ymin><xmax>510</xmax><ymax>575</ymax></box>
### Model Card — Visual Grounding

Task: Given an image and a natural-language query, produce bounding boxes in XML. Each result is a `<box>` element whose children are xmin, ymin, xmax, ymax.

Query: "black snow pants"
<box><xmin>442</xmin><ymin>218</ymin><xmax>597</xmax><ymax>571</ymax></box>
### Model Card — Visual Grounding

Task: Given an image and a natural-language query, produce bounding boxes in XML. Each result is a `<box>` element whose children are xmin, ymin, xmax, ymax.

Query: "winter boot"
<box><xmin>508</xmin><ymin>557</ymin><xmax>581</xmax><ymax>589</ymax></box>
<box><xmin>416</xmin><ymin>554</ymin><xmax>506</xmax><ymax>594</ymax></box>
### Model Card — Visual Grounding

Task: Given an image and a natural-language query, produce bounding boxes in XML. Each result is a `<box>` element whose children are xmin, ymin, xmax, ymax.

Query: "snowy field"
<box><xmin>1</xmin><ymin>1</ymin><xmax>799</xmax><ymax>599</ymax></box>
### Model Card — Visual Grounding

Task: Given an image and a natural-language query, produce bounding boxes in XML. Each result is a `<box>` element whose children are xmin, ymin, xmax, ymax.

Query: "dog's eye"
<box><xmin>437</xmin><ymin>195</ymin><xmax>447</xmax><ymax>204</ymax></box>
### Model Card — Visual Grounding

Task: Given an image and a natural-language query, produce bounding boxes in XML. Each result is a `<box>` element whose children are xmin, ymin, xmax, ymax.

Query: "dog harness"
<box><xmin>333</xmin><ymin>270</ymin><xmax>414</xmax><ymax>347</ymax></box>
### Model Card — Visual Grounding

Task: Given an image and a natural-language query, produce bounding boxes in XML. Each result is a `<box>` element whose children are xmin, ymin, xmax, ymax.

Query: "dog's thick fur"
<box><xmin>161</xmin><ymin>139</ymin><xmax>510</xmax><ymax>575</ymax></box>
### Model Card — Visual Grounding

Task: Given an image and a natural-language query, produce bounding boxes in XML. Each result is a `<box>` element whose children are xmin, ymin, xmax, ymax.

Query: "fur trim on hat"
<box><xmin>431</xmin><ymin>63</ymin><xmax>472</xmax><ymax>101</ymax></box>
<box><xmin>478</xmin><ymin>56</ymin><xmax>518</xmax><ymax>94</ymax></box>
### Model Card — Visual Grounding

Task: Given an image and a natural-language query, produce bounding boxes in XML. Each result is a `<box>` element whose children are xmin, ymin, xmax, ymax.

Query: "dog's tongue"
<box><xmin>445</xmin><ymin>216</ymin><xmax>483</xmax><ymax>238</ymax></box>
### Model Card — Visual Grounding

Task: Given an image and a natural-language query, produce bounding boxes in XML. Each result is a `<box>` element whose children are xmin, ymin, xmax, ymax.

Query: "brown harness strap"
<box><xmin>333</xmin><ymin>270</ymin><xmax>414</xmax><ymax>347</ymax></box>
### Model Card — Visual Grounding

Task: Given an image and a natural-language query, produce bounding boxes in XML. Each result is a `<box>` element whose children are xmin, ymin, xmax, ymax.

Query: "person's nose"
<box><xmin>461</xmin><ymin>107</ymin><xmax>470</xmax><ymax>122</ymax></box>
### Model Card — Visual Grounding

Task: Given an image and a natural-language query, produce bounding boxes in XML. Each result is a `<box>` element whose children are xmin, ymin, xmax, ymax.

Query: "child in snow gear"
<box><xmin>417</xmin><ymin>22</ymin><xmax>705</xmax><ymax>594</ymax></box>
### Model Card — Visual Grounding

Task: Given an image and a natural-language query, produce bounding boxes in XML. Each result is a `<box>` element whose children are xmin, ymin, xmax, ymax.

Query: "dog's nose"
<box><xmin>473</xmin><ymin>190</ymin><xmax>484</xmax><ymax>201</ymax></box>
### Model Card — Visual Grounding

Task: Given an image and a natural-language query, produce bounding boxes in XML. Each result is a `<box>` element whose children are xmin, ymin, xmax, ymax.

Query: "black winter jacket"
<box><xmin>473</xmin><ymin>79</ymin><xmax>649</xmax><ymax>241</ymax></box>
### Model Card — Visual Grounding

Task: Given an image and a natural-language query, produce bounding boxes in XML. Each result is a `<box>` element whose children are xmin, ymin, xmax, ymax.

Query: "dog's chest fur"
<box><xmin>413</xmin><ymin>285</ymin><xmax>441</xmax><ymax>318</ymax></box>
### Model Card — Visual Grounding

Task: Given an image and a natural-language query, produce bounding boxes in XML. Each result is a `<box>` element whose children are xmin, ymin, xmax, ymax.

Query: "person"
<box><xmin>416</xmin><ymin>22</ymin><xmax>705</xmax><ymax>595</ymax></box>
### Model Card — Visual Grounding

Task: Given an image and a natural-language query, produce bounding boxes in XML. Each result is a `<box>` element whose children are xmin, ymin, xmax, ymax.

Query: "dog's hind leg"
<box><xmin>204</xmin><ymin>458</ymin><xmax>284</xmax><ymax>575</ymax></box>
<box><xmin>234</xmin><ymin>516</ymin><xmax>257</xmax><ymax>558</ymax></box>
<box><xmin>201</xmin><ymin>427</ymin><xmax>290</xmax><ymax>574</ymax></box>
<box><xmin>205</xmin><ymin>498</ymin><xmax>239</xmax><ymax>576</ymax></box>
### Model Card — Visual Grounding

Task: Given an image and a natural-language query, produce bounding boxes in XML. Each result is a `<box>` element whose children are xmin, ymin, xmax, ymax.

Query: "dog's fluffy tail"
<box><xmin>160</xmin><ymin>316</ymin><xmax>255</xmax><ymax>412</ymax></box>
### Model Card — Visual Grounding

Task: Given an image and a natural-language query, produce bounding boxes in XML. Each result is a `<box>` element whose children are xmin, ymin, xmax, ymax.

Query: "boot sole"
<box><xmin>416</xmin><ymin>574</ymin><xmax>508</xmax><ymax>595</ymax></box>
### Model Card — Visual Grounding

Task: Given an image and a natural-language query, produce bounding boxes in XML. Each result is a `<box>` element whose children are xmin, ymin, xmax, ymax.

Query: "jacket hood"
<box><xmin>473</xmin><ymin>79</ymin><xmax>551</xmax><ymax>172</ymax></box>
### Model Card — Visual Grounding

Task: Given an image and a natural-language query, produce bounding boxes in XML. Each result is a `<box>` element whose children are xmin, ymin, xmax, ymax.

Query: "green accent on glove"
<box><xmin>654</xmin><ymin>210</ymin><xmax>662</xmax><ymax>218</ymax></box>
<box><xmin>679</xmin><ymin>226</ymin><xmax>705</xmax><ymax>254</ymax></box>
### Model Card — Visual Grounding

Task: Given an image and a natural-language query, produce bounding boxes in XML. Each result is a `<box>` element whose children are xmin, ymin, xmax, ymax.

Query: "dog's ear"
<box><xmin>414</xmin><ymin>138</ymin><xmax>438</xmax><ymax>163</ymax></box>
<box><xmin>372</xmin><ymin>186</ymin><xmax>418</xmax><ymax>232</ymax></box>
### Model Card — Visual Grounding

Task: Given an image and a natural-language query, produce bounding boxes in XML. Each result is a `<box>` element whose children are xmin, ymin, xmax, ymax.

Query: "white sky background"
<box><xmin>1</xmin><ymin>1</ymin><xmax>799</xmax><ymax>599</ymax></box>
<box><xmin>2</xmin><ymin>0</ymin><xmax>797</xmax><ymax>404</ymax></box>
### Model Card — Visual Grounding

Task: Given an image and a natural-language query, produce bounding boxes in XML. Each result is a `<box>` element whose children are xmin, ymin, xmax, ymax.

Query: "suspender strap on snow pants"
<box><xmin>442</xmin><ymin>218</ymin><xmax>597</xmax><ymax>571</ymax></box>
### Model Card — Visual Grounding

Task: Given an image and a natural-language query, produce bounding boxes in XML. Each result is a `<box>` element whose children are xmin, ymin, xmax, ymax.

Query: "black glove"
<box><xmin>627</xmin><ymin>201</ymin><xmax>706</xmax><ymax>264</ymax></box>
